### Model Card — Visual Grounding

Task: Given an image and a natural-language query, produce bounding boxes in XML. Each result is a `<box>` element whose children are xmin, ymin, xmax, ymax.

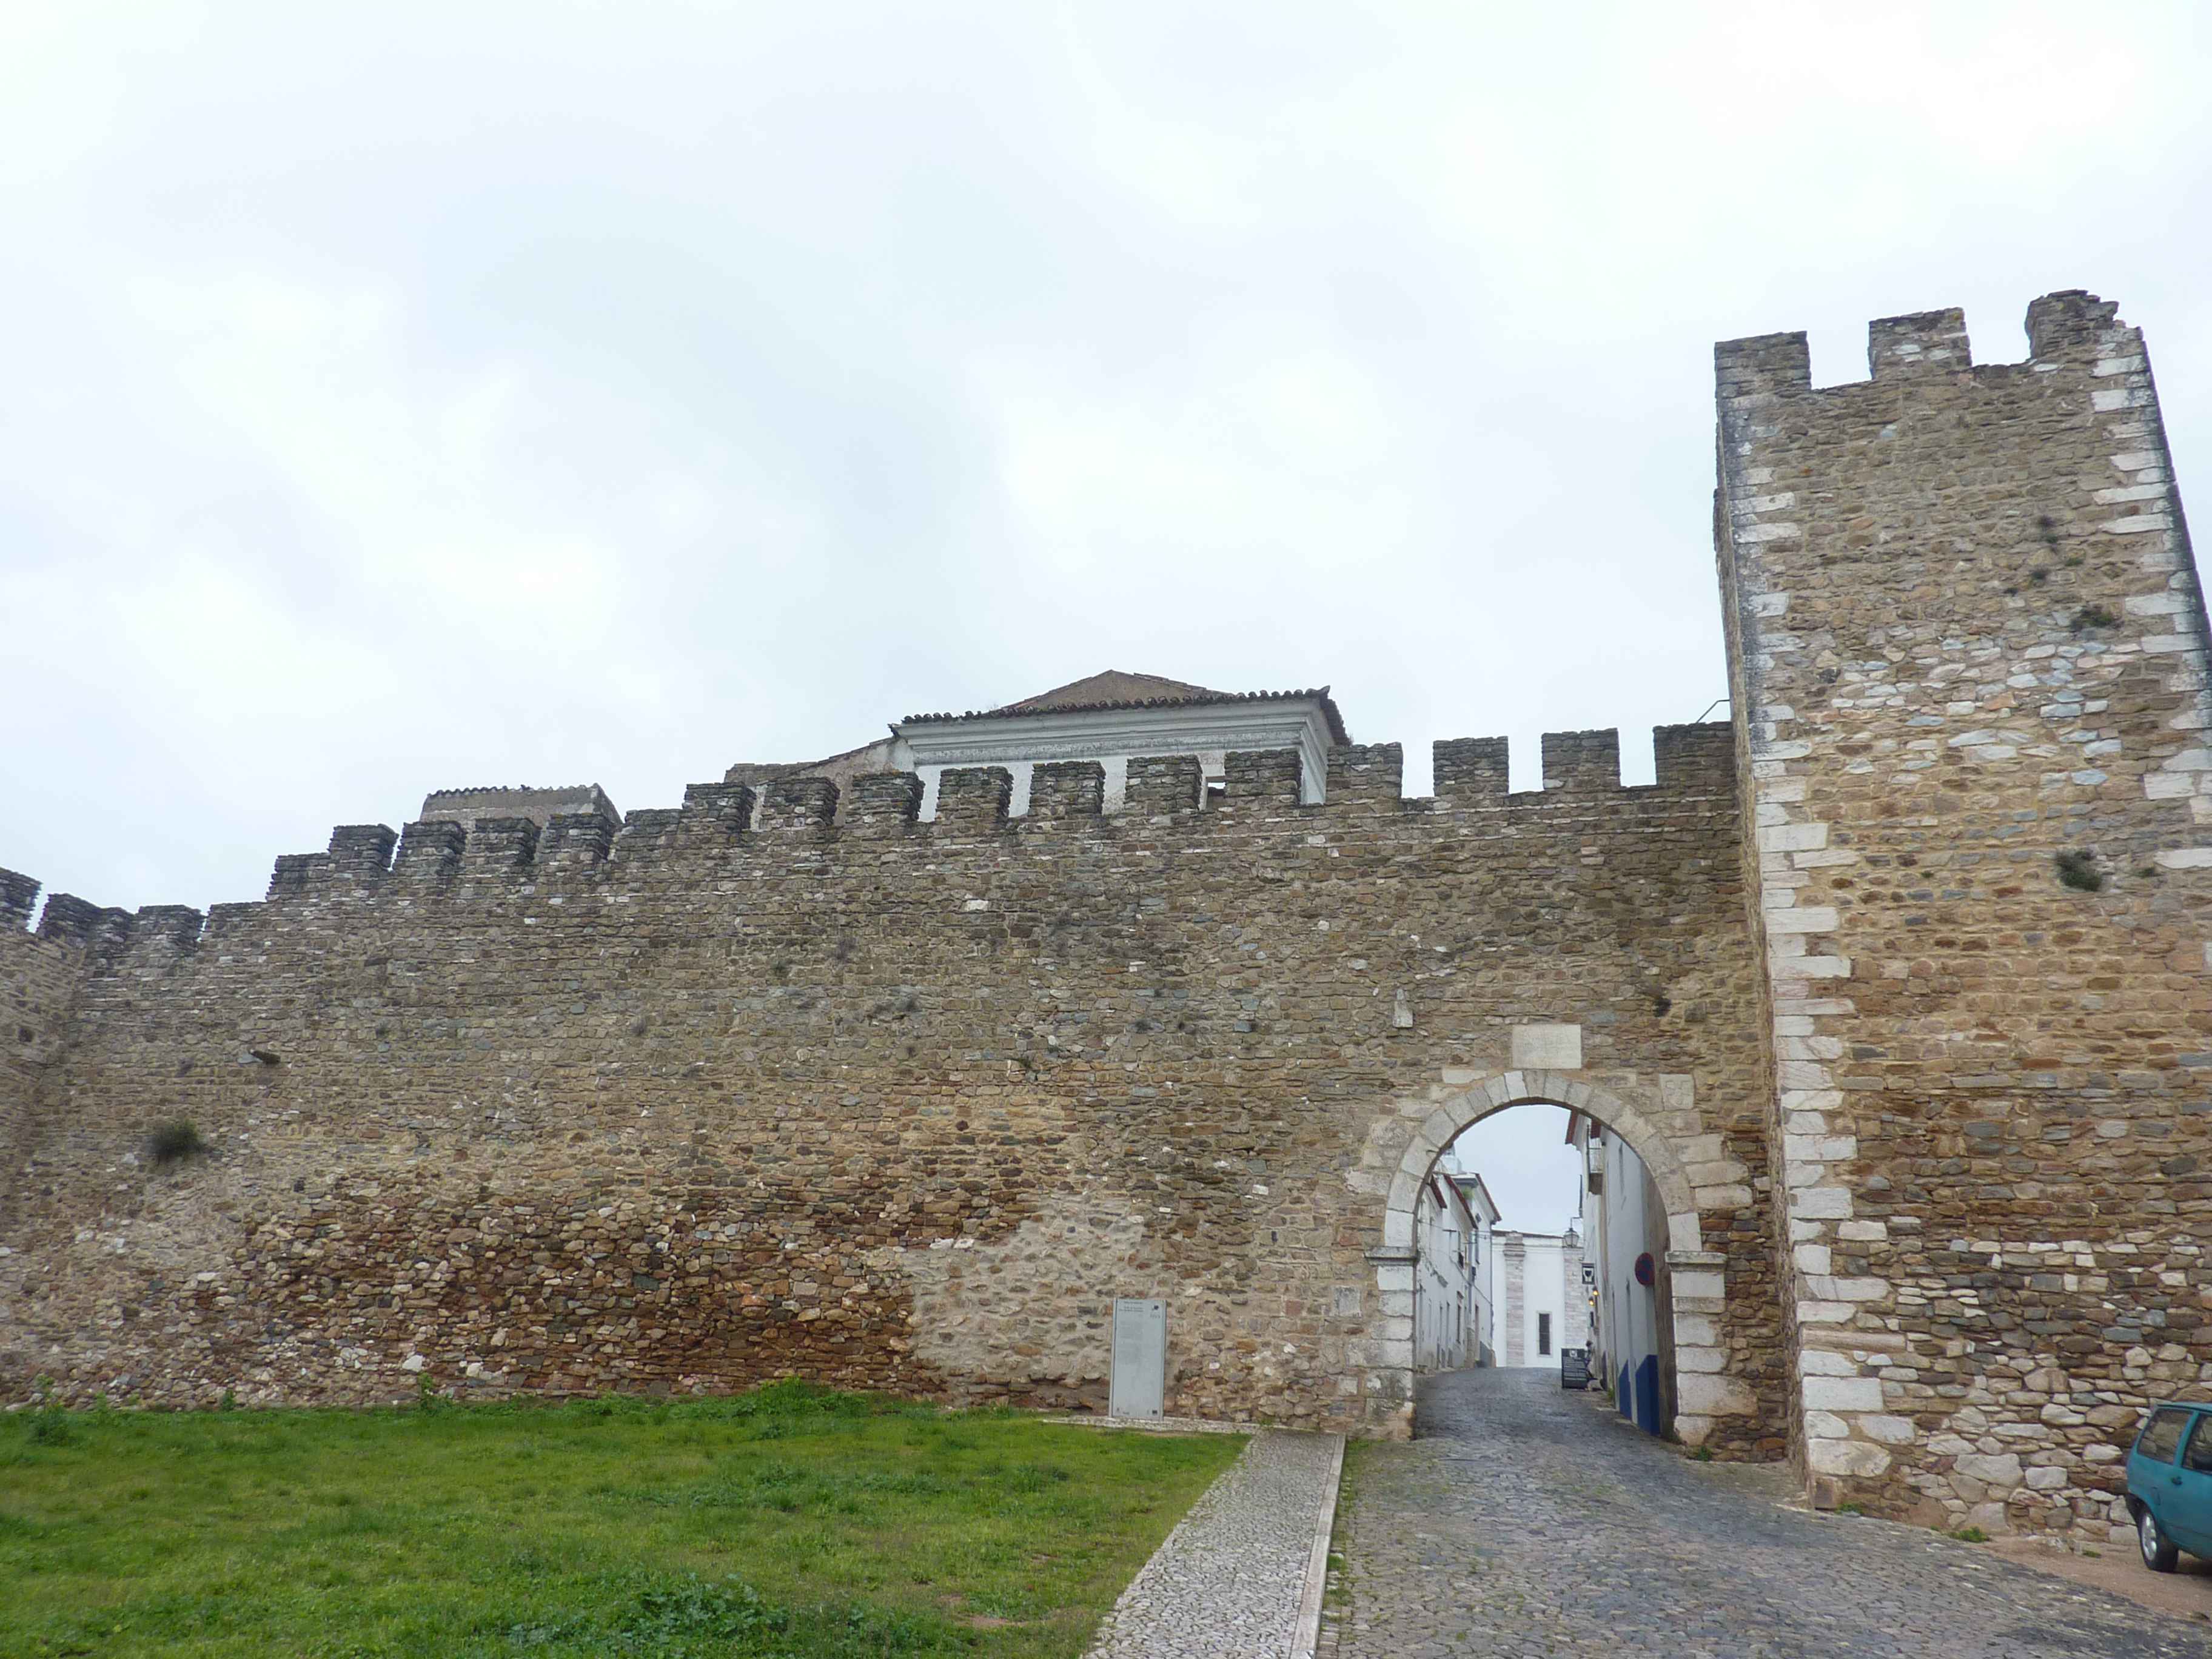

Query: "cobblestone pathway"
<box><xmin>1326</xmin><ymin>1368</ymin><xmax>2212</xmax><ymax>1658</ymax></box>
<box><xmin>1087</xmin><ymin>1430</ymin><xmax>1341</xmax><ymax>1658</ymax></box>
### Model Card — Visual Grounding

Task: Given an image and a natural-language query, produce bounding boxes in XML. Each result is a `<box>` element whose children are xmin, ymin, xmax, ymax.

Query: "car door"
<box><xmin>2130</xmin><ymin>1406</ymin><xmax>2190</xmax><ymax>1536</ymax></box>
<box><xmin>2172</xmin><ymin>1411</ymin><xmax>2212</xmax><ymax>1555</ymax></box>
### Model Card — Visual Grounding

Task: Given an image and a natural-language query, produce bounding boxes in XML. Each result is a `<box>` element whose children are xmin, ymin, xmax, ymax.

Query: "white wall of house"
<box><xmin>1452</xmin><ymin>1175</ymin><xmax>1500</xmax><ymax>1366</ymax></box>
<box><xmin>897</xmin><ymin>696</ymin><xmax>1339</xmax><ymax>813</ymax></box>
<box><xmin>1412</xmin><ymin>1174</ymin><xmax>1480</xmax><ymax>1372</ymax></box>
<box><xmin>1490</xmin><ymin>1227</ymin><xmax>1586</xmax><ymax>1368</ymax></box>
<box><xmin>1572</xmin><ymin>1113</ymin><xmax>1674</xmax><ymax>1433</ymax></box>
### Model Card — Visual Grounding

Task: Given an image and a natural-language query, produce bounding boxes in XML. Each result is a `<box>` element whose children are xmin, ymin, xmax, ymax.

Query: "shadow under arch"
<box><xmin>1369</xmin><ymin>1067</ymin><xmax>1735</xmax><ymax>1444</ymax></box>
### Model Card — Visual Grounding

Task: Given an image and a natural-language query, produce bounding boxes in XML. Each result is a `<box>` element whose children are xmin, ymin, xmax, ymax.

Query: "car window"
<box><xmin>2138</xmin><ymin>1407</ymin><xmax>2190</xmax><ymax>1464</ymax></box>
<box><xmin>2185</xmin><ymin>1415</ymin><xmax>2212</xmax><ymax>1475</ymax></box>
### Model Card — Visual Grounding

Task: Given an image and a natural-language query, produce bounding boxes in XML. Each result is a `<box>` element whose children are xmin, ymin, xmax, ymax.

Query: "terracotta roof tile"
<box><xmin>900</xmin><ymin>671</ymin><xmax>1350</xmax><ymax>746</ymax></box>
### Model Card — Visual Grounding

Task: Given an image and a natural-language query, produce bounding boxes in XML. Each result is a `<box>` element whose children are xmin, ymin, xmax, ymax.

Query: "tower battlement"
<box><xmin>1715</xmin><ymin>289</ymin><xmax>2143</xmax><ymax>398</ymax></box>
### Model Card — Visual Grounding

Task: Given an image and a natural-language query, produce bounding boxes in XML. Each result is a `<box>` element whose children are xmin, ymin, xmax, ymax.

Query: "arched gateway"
<box><xmin>1363</xmin><ymin>1064</ymin><xmax>1751</xmax><ymax>1449</ymax></box>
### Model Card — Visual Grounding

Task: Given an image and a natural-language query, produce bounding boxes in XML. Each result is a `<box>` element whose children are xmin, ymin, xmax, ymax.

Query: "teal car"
<box><xmin>2126</xmin><ymin>1400</ymin><xmax>2212</xmax><ymax>1572</ymax></box>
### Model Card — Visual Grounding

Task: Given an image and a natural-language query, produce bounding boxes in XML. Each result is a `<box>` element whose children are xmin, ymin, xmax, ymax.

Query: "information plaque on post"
<box><xmin>1560</xmin><ymin>1346</ymin><xmax>1590</xmax><ymax>1390</ymax></box>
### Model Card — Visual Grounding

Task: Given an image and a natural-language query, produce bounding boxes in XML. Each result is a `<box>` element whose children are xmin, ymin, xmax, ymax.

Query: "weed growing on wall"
<box><xmin>2054</xmin><ymin>850</ymin><xmax>2104</xmax><ymax>893</ymax></box>
<box><xmin>143</xmin><ymin>1118</ymin><xmax>209</xmax><ymax>1167</ymax></box>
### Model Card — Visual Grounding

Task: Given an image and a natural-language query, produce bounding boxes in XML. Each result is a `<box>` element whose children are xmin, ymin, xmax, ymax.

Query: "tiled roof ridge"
<box><xmin>996</xmin><ymin>668</ymin><xmax>1226</xmax><ymax>712</ymax></box>
<box><xmin>901</xmin><ymin>686</ymin><xmax>1349</xmax><ymax>745</ymax></box>
<box><xmin>421</xmin><ymin>783</ymin><xmax>608</xmax><ymax>799</ymax></box>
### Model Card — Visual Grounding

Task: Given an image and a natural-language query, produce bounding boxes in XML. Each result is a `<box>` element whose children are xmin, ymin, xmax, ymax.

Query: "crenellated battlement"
<box><xmin>2</xmin><ymin>723</ymin><xmax>1738</xmax><ymax>975</ymax></box>
<box><xmin>133</xmin><ymin>905</ymin><xmax>207</xmax><ymax>953</ymax></box>
<box><xmin>679</xmin><ymin>783</ymin><xmax>756</xmax><ymax>845</ymax></box>
<box><xmin>2</xmin><ymin>724</ymin><xmax>1742</xmax><ymax>964</ymax></box>
<box><xmin>1865</xmin><ymin>307</ymin><xmax>1971</xmax><ymax>379</ymax></box>
<box><xmin>847</xmin><ymin>773</ymin><xmax>923</xmax><ymax>836</ymax></box>
<box><xmin>1219</xmin><ymin>748</ymin><xmax>1302</xmax><ymax>811</ymax></box>
<box><xmin>935</xmin><ymin>768</ymin><xmax>1010</xmax><ymax>829</ymax></box>
<box><xmin>1027</xmin><ymin>760</ymin><xmax>1104</xmax><ymax>822</ymax></box>
<box><xmin>1715</xmin><ymin>289</ymin><xmax>2142</xmax><ymax>401</ymax></box>
<box><xmin>395</xmin><ymin>819</ymin><xmax>466</xmax><ymax>884</ymax></box>
<box><xmin>540</xmin><ymin>810</ymin><xmax>615</xmax><ymax>868</ymax></box>
<box><xmin>330</xmin><ymin>824</ymin><xmax>398</xmax><ymax>874</ymax></box>
<box><xmin>35</xmin><ymin>892</ymin><xmax>130</xmax><ymax>950</ymax></box>
<box><xmin>0</xmin><ymin>870</ymin><xmax>38</xmax><ymax>930</ymax></box>
<box><xmin>756</xmin><ymin>777</ymin><xmax>834</xmax><ymax>834</ymax></box>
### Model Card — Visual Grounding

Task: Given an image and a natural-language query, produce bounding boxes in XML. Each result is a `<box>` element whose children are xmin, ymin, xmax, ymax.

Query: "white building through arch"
<box><xmin>1570</xmin><ymin>1111</ymin><xmax>1675</xmax><ymax>1433</ymax></box>
<box><xmin>1369</xmin><ymin>1061</ymin><xmax>1749</xmax><ymax>1446</ymax></box>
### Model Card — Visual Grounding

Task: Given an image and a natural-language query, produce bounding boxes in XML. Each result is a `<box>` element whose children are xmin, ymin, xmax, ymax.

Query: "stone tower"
<box><xmin>1716</xmin><ymin>293</ymin><xmax>2211</xmax><ymax>1531</ymax></box>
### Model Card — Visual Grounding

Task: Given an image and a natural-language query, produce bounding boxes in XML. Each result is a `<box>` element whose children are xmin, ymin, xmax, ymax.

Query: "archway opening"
<box><xmin>1379</xmin><ymin>1083</ymin><xmax>1708</xmax><ymax>1444</ymax></box>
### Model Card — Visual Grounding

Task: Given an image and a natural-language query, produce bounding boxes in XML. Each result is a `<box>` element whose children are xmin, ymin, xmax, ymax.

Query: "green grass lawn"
<box><xmin>0</xmin><ymin>1384</ymin><xmax>1243</xmax><ymax>1658</ymax></box>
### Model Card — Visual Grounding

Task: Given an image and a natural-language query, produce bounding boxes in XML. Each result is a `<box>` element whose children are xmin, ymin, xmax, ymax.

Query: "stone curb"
<box><xmin>1082</xmin><ymin>1437</ymin><xmax>1255</xmax><ymax>1658</ymax></box>
<box><xmin>1045</xmin><ymin>1412</ymin><xmax>1255</xmax><ymax>1435</ymax></box>
<box><xmin>1290</xmin><ymin>1433</ymin><xmax>1347</xmax><ymax>1659</ymax></box>
<box><xmin>1084</xmin><ymin>1429</ymin><xmax>1345</xmax><ymax>1658</ymax></box>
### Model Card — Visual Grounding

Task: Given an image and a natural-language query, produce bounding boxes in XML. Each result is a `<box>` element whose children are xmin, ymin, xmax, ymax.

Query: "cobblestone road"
<box><xmin>1087</xmin><ymin>1429</ymin><xmax>1341</xmax><ymax>1659</ymax></box>
<box><xmin>1326</xmin><ymin>1368</ymin><xmax>2212</xmax><ymax>1658</ymax></box>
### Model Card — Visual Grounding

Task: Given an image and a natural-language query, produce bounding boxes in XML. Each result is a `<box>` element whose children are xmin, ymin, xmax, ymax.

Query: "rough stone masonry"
<box><xmin>1</xmin><ymin>290</ymin><xmax>2205</xmax><ymax>1546</ymax></box>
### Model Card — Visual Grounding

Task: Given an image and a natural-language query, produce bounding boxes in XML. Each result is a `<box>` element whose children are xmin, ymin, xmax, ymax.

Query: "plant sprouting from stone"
<box><xmin>145</xmin><ymin>1118</ymin><xmax>210</xmax><ymax>1167</ymax></box>
<box><xmin>2053</xmin><ymin>850</ymin><xmax>2103</xmax><ymax>893</ymax></box>
<box><xmin>2069</xmin><ymin>603</ymin><xmax>2120</xmax><ymax>634</ymax></box>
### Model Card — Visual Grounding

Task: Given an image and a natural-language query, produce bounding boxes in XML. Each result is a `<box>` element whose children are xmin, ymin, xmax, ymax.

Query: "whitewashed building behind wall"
<box><xmin>1411</xmin><ymin>1171</ymin><xmax>1481</xmax><ymax>1372</ymax></box>
<box><xmin>1489</xmin><ymin>1226</ymin><xmax>1587</xmax><ymax>1369</ymax></box>
<box><xmin>1570</xmin><ymin>1111</ymin><xmax>1676</xmax><ymax>1435</ymax></box>
<box><xmin>725</xmin><ymin>671</ymin><xmax>1347</xmax><ymax>817</ymax></box>
<box><xmin>1452</xmin><ymin>1174</ymin><xmax>1500</xmax><ymax>1367</ymax></box>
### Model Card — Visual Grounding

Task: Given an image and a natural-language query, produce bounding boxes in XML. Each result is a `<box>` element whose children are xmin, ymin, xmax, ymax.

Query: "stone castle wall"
<box><xmin>0</xmin><ymin>732</ymin><xmax>1783</xmax><ymax>1454</ymax></box>
<box><xmin>3</xmin><ymin>287</ymin><xmax>2205</xmax><ymax>1544</ymax></box>
<box><xmin>1717</xmin><ymin>291</ymin><xmax>2212</xmax><ymax>1539</ymax></box>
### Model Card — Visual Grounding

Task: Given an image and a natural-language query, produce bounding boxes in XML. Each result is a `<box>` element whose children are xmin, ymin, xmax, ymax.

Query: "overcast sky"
<box><xmin>1445</xmin><ymin>1106</ymin><xmax>1585</xmax><ymax>1235</ymax></box>
<box><xmin>5</xmin><ymin>8</ymin><xmax>2210</xmax><ymax>1208</ymax></box>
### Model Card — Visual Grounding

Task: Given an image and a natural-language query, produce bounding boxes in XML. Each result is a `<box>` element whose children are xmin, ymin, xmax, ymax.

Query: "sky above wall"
<box><xmin>3</xmin><ymin>7</ymin><xmax>2210</xmax><ymax>1213</ymax></box>
<box><xmin>8</xmin><ymin>1</ymin><xmax>2211</xmax><ymax>916</ymax></box>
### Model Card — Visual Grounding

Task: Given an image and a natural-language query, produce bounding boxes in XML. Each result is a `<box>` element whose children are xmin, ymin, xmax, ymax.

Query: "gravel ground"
<box><xmin>1324</xmin><ymin>1367</ymin><xmax>2212</xmax><ymax>1658</ymax></box>
<box><xmin>1087</xmin><ymin>1429</ymin><xmax>1342</xmax><ymax>1659</ymax></box>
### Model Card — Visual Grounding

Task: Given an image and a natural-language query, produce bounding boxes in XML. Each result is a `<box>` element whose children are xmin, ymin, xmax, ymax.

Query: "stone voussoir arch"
<box><xmin>1367</xmin><ymin>1066</ymin><xmax>1743</xmax><ymax>1446</ymax></box>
